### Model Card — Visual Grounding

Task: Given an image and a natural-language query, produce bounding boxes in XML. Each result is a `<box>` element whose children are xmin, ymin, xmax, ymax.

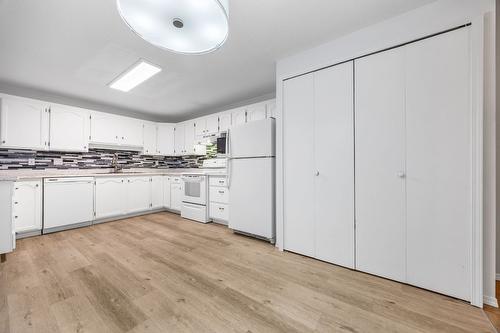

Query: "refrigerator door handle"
<box><xmin>227</xmin><ymin>158</ymin><xmax>231</xmax><ymax>189</ymax></box>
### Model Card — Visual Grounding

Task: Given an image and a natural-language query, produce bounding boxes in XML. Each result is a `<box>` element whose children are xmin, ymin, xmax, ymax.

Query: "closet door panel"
<box><xmin>314</xmin><ymin>62</ymin><xmax>355</xmax><ymax>268</ymax></box>
<box><xmin>405</xmin><ymin>28</ymin><xmax>471</xmax><ymax>300</ymax></box>
<box><xmin>283</xmin><ymin>74</ymin><xmax>315</xmax><ymax>257</ymax></box>
<box><xmin>355</xmin><ymin>48</ymin><xmax>406</xmax><ymax>282</ymax></box>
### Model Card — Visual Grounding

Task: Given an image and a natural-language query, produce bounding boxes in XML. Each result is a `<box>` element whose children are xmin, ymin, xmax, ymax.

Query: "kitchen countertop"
<box><xmin>0</xmin><ymin>168</ymin><xmax>227</xmax><ymax>181</ymax></box>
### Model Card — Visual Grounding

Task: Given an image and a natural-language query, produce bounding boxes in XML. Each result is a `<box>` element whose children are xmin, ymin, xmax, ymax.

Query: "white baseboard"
<box><xmin>484</xmin><ymin>295</ymin><xmax>499</xmax><ymax>308</ymax></box>
<box><xmin>496</xmin><ymin>273</ymin><xmax>500</xmax><ymax>280</ymax></box>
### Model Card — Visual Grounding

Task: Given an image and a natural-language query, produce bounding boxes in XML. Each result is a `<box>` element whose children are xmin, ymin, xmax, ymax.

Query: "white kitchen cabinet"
<box><xmin>121</xmin><ymin>117</ymin><xmax>143</xmax><ymax>148</ymax></box>
<box><xmin>170</xmin><ymin>177</ymin><xmax>183</xmax><ymax>212</ymax></box>
<box><xmin>90</xmin><ymin>111</ymin><xmax>119</xmax><ymax>145</ymax></box>
<box><xmin>12</xmin><ymin>180</ymin><xmax>42</xmax><ymax>234</ymax></box>
<box><xmin>209</xmin><ymin>176</ymin><xmax>229</xmax><ymax>224</ymax></box>
<box><xmin>90</xmin><ymin>111</ymin><xmax>143</xmax><ymax>149</ymax></box>
<box><xmin>157</xmin><ymin>124</ymin><xmax>175</xmax><ymax>156</ymax></box>
<box><xmin>151</xmin><ymin>176</ymin><xmax>164</xmax><ymax>209</ymax></box>
<box><xmin>163</xmin><ymin>176</ymin><xmax>172</xmax><ymax>208</ymax></box>
<box><xmin>355</xmin><ymin>46</ymin><xmax>407</xmax><ymax>282</ymax></box>
<box><xmin>143</xmin><ymin>122</ymin><xmax>157</xmax><ymax>155</ymax></box>
<box><xmin>218</xmin><ymin>113</ymin><xmax>232</xmax><ymax>132</ymax></box>
<box><xmin>126</xmin><ymin>177</ymin><xmax>152</xmax><ymax>214</ymax></box>
<box><xmin>231</xmin><ymin>107</ymin><xmax>247</xmax><ymax>127</ymax></box>
<box><xmin>174</xmin><ymin>124</ymin><xmax>185</xmax><ymax>155</ymax></box>
<box><xmin>184</xmin><ymin>121</ymin><xmax>196</xmax><ymax>155</ymax></box>
<box><xmin>267</xmin><ymin>100</ymin><xmax>277</xmax><ymax>119</ymax></box>
<box><xmin>195</xmin><ymin>115</ymin><xmax>219</xmax><ymax>137</ymax></box>
<box><xmin>0</xmin><ymin>181</ymin><xmax>14</xmax><ymax>255</ymax></box>
<box><xmin>95</xmin><ymin>177</ymin><xmax>127</xmax><ymax>219</ymax></box>
<box><xmin>0</xmin><ymin>95</ymin><xmax>49</xmax><ymax>150</ymax></box>
<box><xmin>246</xmin><ymin>103</ymin><xmax>267</xmax><ymax>122</ymax></box>
<box><xmin>49</xmin><ymin>104</ymin><xmax>90</xmax><ymax>152</ymax></box>
<box><xmin>283</xmin><ymin>62</ymin><xmax>354</xmax><ymax>268</ymax></box>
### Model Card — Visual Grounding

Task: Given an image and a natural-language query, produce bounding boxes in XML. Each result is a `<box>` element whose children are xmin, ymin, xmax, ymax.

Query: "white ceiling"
<box><xmin>0</xmin><ymin>0</ymin><xmax>435</xmax><ymax>121</ymax></box>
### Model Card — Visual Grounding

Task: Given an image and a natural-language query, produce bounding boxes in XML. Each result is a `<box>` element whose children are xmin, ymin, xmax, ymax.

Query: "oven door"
<box><xmin>181</xmin><ymin>175</ymin><xmax>207</xmax><ymax>205</ymax></box>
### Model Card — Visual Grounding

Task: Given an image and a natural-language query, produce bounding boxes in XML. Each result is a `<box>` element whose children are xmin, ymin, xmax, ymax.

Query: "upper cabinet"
<box><xmin>157</xmin><ymin>124</ymin><xmax>175</xmax><ymax>156</ymax></box>
<box><xmin>184</xmin><ymin>121</ymin><xmax>196</xmax><ymax>155</ymax></box>
<box><xmin>174</xmin><ymin>124</ymin><xmax>185</xmax><ymax>155</ymax></box>
<box><xmin>142</xmin><ymin>122</ymin><xmax>157</xmax><ymax>155</ymax></box>
<box><xmin>90</xmin><ymin>111</ymin><xmax>143</xmax><ymax>149</ymax></box>
<box><xmin>231</xmin><ymin>107</ymin><xmax>247</xmax><ymax>127</ymax></box>
<box><xmin>0</xmin><ymin>95</ymin><xmax>49</xmax><ymax>150</ymax></box>
<box><xmin>246</xmin><ymin>103</ymin><xmax>267</xmax><ymax>122</ymax></box>
<box><xmin>195</xmin><ymin>115</ymin><xmax>219</xmax><ymax>137</ymax></box>
<box><xmin>49</xmin><ymin>104</ymin><xmax>90</xmax><ymax>152</ymax></box>
<box><xmin>218</xmin><ymin>113</ymin><xmax>231</xmax><ymax>132</ymax></box>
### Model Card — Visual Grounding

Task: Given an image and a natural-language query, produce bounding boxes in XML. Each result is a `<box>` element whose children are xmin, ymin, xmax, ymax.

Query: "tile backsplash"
<box><xmin>0</xmin><ymin>149</ymin><xmax>206</xmax><ymax>170</ymax></box>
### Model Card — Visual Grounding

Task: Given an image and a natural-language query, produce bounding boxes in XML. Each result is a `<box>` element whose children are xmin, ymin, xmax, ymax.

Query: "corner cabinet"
<box><xmin>157</xmin><ymin>124</ymin><xmax>175</xmax><ymax>156</ymax></box>
<box><xmin>90</xmin><ymin>111</ymin><xmax>143</xmax><ymax>149</ymax></box>
<box><xmin>49</xmin><ymin>104</ymin><xmax>90</xmax><ymax>152</ymax></box>
<box><xmin>12</xmin><ymin>180</ymin><xmax>42</xmax><ymax>235</ymax></box>
<box><xmin>143</xmin><ymin>122</ymin><xmax>157</xmax><ymax>155</ymax></box>
<box><xmin>0</xmin><ymin>95</ymin><xmax>50</xmax><ymax>150</ymax></box>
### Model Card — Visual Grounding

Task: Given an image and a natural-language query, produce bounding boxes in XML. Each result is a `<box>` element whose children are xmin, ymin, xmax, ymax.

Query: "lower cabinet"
<box><xmin>170</xmin><ymin>177</ymin><xmax>183</xmax><ymax>212</ymax></box>
<box><xmin>151</xmin><ymin>176</ymin><xmax>163</xmax><ymax>209</ymax></box>
<box><xmin>95</xmin><ymin>177</ymin><xmax>127</xmax><ymax>219</ymax></box>
<box><xmin>209</xmin><ymin>176</ymin><xmax>229</xmax><ymax>224</ymax></box>
<box><xmin>12</xmin><ymin>180</ymin><xmax>42</xmax><ymax>235</ymax></box>
<box><xmin>163</xmin><ymin>176</ymin><xmax>171</xmax><ymax>209</ymax></box>
<box><xmin>126</xmin><ymin>177</ymin><xmax>152</xmax><ymax>214</ymax></box>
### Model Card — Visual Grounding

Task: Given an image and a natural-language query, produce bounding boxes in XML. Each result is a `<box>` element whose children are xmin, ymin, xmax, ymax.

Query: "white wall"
<box><xmin>275</xmin><ymin>0</ymin><xmax>495</xmax><ymax>307</ymax></box>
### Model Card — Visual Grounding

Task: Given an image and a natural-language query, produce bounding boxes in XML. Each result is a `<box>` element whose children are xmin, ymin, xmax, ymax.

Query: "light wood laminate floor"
<box><xmin>0</xmin><ymin>212</ymin><xmax>495</xmax><ymax>333</ymax></box>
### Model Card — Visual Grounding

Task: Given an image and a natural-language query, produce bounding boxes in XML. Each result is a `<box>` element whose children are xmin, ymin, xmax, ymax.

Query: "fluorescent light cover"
<box><xmin>110</xmin><ymin>60</ymin><xmax>161</xmax><ymax>92</ymax></box>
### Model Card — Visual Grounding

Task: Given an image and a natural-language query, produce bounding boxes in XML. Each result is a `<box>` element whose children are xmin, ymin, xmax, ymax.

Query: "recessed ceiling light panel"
<box><xmin>109</xmin><ymin>60</ymin><xmax>162</xmax><ymax>92</ymax></box>
<box><xmin>116</xmin><ymin>0</ymin><xmax>229</xmax><ymax>55</ymax></box>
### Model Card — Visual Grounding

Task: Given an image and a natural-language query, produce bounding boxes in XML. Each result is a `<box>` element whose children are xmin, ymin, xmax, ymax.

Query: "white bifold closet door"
<box><xmin>355</xmin><ymin>47</ymin><xmax>407</xmax><ymax>282</ymax></box>
<box><xmin>284</xmin><ymin>62</ymin><xmax>354</xmax><ymax>268</ymax></box>
<box><xmin>405</xmin><ymin>28</ymin><xmax>471</xmax><ymax>300</ymax></box>
<box><xmin>355</xmin><ymin>27</ymin><xmax>471</xmax><ymax>300</ymax></box>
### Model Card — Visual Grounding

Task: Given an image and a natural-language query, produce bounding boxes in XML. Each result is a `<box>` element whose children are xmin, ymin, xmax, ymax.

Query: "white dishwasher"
<box><xmin>43</xmin><ymin>177</ymin><xmax>94</xmax><ymax>233</ymax></box>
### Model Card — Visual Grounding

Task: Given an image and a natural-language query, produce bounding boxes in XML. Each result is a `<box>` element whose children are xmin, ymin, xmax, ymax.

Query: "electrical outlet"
<box><xmin>28</xmin><ymin>158</ymin><xmax>35</xmax><ymax>166</ymax></box>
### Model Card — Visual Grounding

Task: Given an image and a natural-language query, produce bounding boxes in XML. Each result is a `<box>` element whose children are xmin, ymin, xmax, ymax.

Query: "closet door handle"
<box><xmin>397</xmin><ymin>172</ymin><xmax>406</xmax><ymax>179</ymax></box>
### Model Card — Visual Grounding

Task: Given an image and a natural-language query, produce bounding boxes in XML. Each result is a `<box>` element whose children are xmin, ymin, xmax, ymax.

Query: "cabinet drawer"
<box><xmin>210</xmin><ymin>203</ymin><xmax>229</xmax><ymax>221</ymax></box>
<box><xmin>209</xmin><ymin>177</ymin><xmax>227</xmax><ymax>187</ymax></box>
<box><xmin>171</xmin><ymin>177</ymin><xmax>182</xmax><ymax>184</ymax></box>
<box><xmin>209</xmin><ymin>186</ymin><xmax>229</xmax><ymax>204</ymax></box>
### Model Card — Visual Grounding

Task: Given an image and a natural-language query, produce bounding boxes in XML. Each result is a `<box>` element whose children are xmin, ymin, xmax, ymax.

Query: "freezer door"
<box><xmin>229</xmin><ymin>118</ymin><xmax>275</xmax><ymax>158</ymax></box>
<box><xmin>228</xmin><ymin>157</ymin><xmax>275</xmax><ymax>240</ymax></box>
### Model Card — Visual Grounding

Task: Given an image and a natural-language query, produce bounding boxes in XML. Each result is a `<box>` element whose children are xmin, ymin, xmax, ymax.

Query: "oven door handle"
<box><xmin>181</xmin><ymin>176</ymin><xmax>204</xmax><ymax>183</ymax></box>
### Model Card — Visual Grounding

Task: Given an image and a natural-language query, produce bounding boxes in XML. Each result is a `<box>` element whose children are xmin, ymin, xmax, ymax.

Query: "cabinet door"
<box><xmin>126</xmin><ymin>177</ymin><xmax>152</xmax><ymax>213</ymax></box>
<box><xmin>143</xmin><ymin>122</ymin><xmax>158</xmax><ymax>155</ymax></box>
<box><xmin>283</xmin><ymin>73</ymin><xmax>315</xmax><ymax>257</ymax></box>
<box><xmin>13</xmin><ymin>180</ymin><xmax>42</xmax><ymax>233</ymax></box>
<box><xmin>95</xmin><ymin>178</ymin><xmax>126</xmax><ymax>219</ymax></box>
<box><xmin>355</xmin><ymin>47</ymin><xmax>406</xmax><ymax>282</ymax></box>
<box><xmin>157</xmin><ymin>124</ymin><xmax>175</xmax><ymax>156</ymax></box>
<box><xmin>151</xmin><ymin>176</ymin><xmax>164</xmax><ymax>209</ymax></box>
<box><xmin>0</xmin><ymin>96</ymin><xmax>49</xmax><ymax>150</ymax></box>
<box><xmin>205</xmin><ymin>115</ymin><xmax>219</xmax><ymax>135</ymax></box>
<box><xmin>121</xmin><ymin>117</ymin><xmax>143</xmax><ymax>147</ymax></box>
<box><xmin>405</xmin><ymin>28</ymin><xmax>471</xmax><ymax>300</ymax></box>
<box><xmin>49</xmin><ymin>105</ymin><xmax>90</xmax><ymax>152</ymax></box>
<box><xmin>231</xmin><ymin>108</ymin><xmax>247</xmax><ymax>127</ymax></box>
<box><xmin>267</xmin><ymin>100</ymin><xmax>277</xmax><ymax>119</ymax></box>
<box><xmin>184</xmin><ymin>121</ymin><xmax>196</xmax><ymax>155</ymax></box>
<box><xmin>246</xmin><ymin>103</ymin><xmax>267</xmax><ymax>122</ymax></box>
<box><xmin>218</xmin><ymin>113</ymin><xmax>231</xmax><ymax>132</ymax></box>
<box><xmin>170</xmin><ymin>182</ymin><xmax>183</xmax><ymax>211</ymax></box>
<box><xmin>90</xmin><ymin>111</ymin><xmax>119</xmax><ymax>145</ymax></box>
<box><xmin>163</xmin><ymin>177</ymin><xmax>171</xmax><ymax>208</ymax></box>
<box><xmin>174</xmin><ymin>125</ymin><xmax>185</xmax><ymax>155</ymax></box>
<box><xmin>314</xmin><ymin>62</ymin><xmax>354</xmax><ymax>268</ymax></box>
<box><xmin>195</xmin><ymin>118</ymin><xmax>206</xmax><ymax>137</ymax></box>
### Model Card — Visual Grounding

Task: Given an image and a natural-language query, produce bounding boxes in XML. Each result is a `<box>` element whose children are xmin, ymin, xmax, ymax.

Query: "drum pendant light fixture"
<box><xmin>117</xmin><ymin>0</ymin><xmax>229</xmax><ymax>55</ymax></box>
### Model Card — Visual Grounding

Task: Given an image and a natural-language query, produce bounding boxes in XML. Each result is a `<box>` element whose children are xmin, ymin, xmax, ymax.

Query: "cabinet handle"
<box><xmin>218</xmin><ymin>207</ymin><xmax>224</xmax><ymax>211</ymax></box>
<box><xmin>14</xmin><ymin>201</ymin><xmax>18</xmax><ymax>205</ymax></box>
<box><xmin>1</xmin><ymin>140</ymin><xmax>5</xmax><ymax>144</ymax></box>
<box><xmin>35</xmin><ymin>184</ymin><xmax>39</xmax><ymax>187</ymax></box>
<box><xmin>397</xmin><ymin>172</ymin><xmax>406</xmax><ymax>179</ymax></box>
<box><xmin>218</xmin><ymin>190</ymin><xmax>225</xmax><ymax>194</ymax></box>
<box><xmin>218</xmin><ymin>180</ymin><xmax>224</xmax><ymax>184</ymax></box>
<box><xmin>14</xmin><ymin>216</ymin><xmax>18</xmax><ymax>219</ymax></box>
<box><xmin>315</xmin><ymin>171</ymin><xmax>320</xmax><ymax>177</ymax></box>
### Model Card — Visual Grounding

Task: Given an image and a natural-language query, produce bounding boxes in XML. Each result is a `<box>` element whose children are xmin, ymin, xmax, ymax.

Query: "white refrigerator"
<box><xmin>228</xmin><ymin>118</ymin><xmax>275</xmax><ymax>242</ymax></box>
